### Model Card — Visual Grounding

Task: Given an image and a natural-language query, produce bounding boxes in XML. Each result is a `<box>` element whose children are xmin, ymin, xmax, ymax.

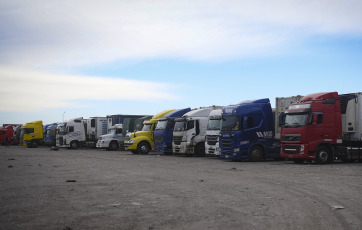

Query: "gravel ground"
<box><xmin>1</xmin><ymin>146</ymin><xmax>362</xmax><ymax>230</ymax></box>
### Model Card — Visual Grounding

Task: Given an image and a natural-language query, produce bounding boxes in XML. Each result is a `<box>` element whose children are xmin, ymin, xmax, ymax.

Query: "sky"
<box><xmin>1</xmin><ymin>0</ymin><xmax>362</xmax><ymax>126</ymax></box>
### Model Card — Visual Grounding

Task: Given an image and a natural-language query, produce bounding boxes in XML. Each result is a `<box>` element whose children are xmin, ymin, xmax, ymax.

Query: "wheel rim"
<box><xmin>319</xmin><ymin>150</ymin><xmax>328</xmax><ymax>162</ymax></box>
<box><xmin>140</xmin><ymin>144</ymin><xmax>148</xmax><ymax>154</ymax></box>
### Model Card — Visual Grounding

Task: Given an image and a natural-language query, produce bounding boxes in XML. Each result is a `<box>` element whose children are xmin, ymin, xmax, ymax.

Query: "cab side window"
<box><xmin>317</xmin><ymin>114</ymin><xmax>323</xmax><ymax>124</ymax></box>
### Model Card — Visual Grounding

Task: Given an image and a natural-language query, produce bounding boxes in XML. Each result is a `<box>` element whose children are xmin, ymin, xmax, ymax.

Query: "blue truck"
<box><xmin>154</xmin><ymin>108</ymin><xmax>191</xmax><ymax>154</ymax></box>
<box><xmin>219</xmin><ymin>97</ymin><xmax>300</xmax><ymax>161</ymax></box>
<box><xmin>43</xmin><ymin>122</ymin><xmax>63</xmax><ymax>146</ymax></box>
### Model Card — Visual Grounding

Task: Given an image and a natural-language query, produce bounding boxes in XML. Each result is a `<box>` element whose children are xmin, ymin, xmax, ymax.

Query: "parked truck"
<box><xmin>280</xmin><ymin>92</ymin><xmax>362</xmax><ymax>164</ymax></box>
<box><xmin>20</xmin><ymin>120</ymin><xmax>44</xmax><ymax>147</ymax></box>
<box><xmin>173</xmin><ymin>107</ymin><xmax>221</xmax><ymax>157</ymax></box>
<box><xmin>205</xmin><ymin>109</ymin><xmax>223</xmax><ymax>156</ymax></box>
<box><xmin>97</xmin><ymin>115</ymin><xmax>152</xmax><ymax>151</ymax></box>
<box><xmin>124</xmin><ymin>110</ymin><xmax>175</xmax><ymax>154</ymax></box>
<box><xmin>56</xmin><ymin>117</ymin><xmax>107</xmax><ymax>149</ymax></box>
<box><xmin>219</xmin><ymin>96</ymin><xmax>301</xmax><ymax>161</ymax></box>
<box><xmin>154</xmin><ymin>108</ymin><xmax>191</xmax><ymax>154</ymax></box>
<box><xmin>43</xmin><ymin>123</ymin><xmax>62</xmax><ymax>146</ymax></box>
<box><xmin>0</xmin><ymin>125</ymin><xmax>21</xmax><ymax>145</ymax></box>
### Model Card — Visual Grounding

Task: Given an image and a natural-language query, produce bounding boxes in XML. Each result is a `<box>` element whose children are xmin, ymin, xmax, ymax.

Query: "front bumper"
<box><xmin>281</xmin><ymin>143</ymin><xmax>315</xmax><ymax>159</ymax></box>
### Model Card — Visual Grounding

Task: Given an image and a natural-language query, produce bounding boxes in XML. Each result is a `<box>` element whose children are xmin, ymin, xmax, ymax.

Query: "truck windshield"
<box><xmin>142</xmin><ymin>124</ymin><xmax>152</xmax><ymax>131</ymax></box>
<box><xmin>21</xmin><ymin>128</ymin><xmax>34</xmax><ymax>134</ymax></box>
<box><xmin>174</xmin><ymin>121</ymin><xmax>186</xmax><ymax>132</ymax></box>
<box><xmin>108</xmin><ymin>129</ymin><xmax>116</xmax><ymax>135</ymax></box>
<box><xmin>207</xmin><ymin>119</ymin><xmax>221</xmax><ymax>130</ymax></box>
<box><xmin>155</xmin><ymin>120</ymin><xmax>168</xmax><ymax>130</ymax></box>
<box><xmin>221</xmin><ymin>116</ymin><xmax>240</xmax><ymax>131</ymax></box>
<box><xmin>284</xmin><ymin>114</ymin><xmax>309</xmax><ymax>127</ymax></box>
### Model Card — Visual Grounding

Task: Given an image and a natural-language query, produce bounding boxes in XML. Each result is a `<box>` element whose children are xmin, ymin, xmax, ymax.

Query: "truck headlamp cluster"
<box><xmin>233</xmin><ymin>148</ymin><xmax>240</xmax><ymax>153</ymax></box>
<box><xmin>127</xmin><ymin>139</ymin><xmax>135</xmax><ymax>144</ymax></box>
<box><xmin>300</xmin><ymin>144</ymin><xmax>304</xmax><ymax>154</ymax></box>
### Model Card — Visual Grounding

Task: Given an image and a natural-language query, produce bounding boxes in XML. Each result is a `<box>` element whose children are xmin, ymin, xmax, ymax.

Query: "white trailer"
<box><xmin>205</xmin><ymin>109</ymin><xmax>222</xmax><ymax>156</ymax></box>
<box><xmin>173</xmin><ymin>107</ymin><xmax>221</xmax><ymax>156</ymax></box>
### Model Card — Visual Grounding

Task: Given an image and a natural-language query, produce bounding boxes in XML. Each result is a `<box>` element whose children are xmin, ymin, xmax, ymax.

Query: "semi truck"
<box><xmin>153</xmin><ymin>108</ymin><xmax>191</xmax><ymax>154</ymax></box>
<box><xmin>97</xmin><ymin>115</ymin><xmax>152</xmax><ymax>151</ymax></box>
<box><xmin>43</xmin><ymin>123</ymin><xmax>62</xmax><ymax>146</ymax></box>
<box><xmin>124</xmin><ymin>110</ymin><xmax>175</xmax><ymax>154</ymax></box>
<box><xmin>0</xmin><ymin>125</ymin><xmax>21</xmax><ymax>145</ymax></box>
<box><xmin>205</xmin><ymin>109</ymin><xmax>222</xmax><ymax>156</ymax></box>
<box><xmin>20</xmin><ymin>121</ymin><xmax>44</xmax><ymax>147</ymax></box>
<box><xmin>219</xmin><ymin>96</ymin><xmax>301</xmax><ymax>161</ymax></box>
<box><xmin>172</xmin><ymin>107</ymin><xmax>221</xmax><ymax>157</ymax></box>
<box><xmin>280</xmin><ymin>92</ymin><xmax>362</xmax><ymax>164</ymax></box>
<box><xmin>56</xmin><ymin>117</ymin><xmax>107</xmax><ymax>149</ymax></box>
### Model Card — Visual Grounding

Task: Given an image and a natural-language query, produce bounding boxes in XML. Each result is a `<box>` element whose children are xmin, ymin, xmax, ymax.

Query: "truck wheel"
<box><xmin>109</xmin><ymin>141</ymin><xmax>119</xmax><ymax>151</ymax></box>
<box><xmin>316</xmin><ymin>146</ymin><xmax>332</xmax><ymax>164</ymax></box>
<box><xmin>194</xmin><ymin>143</ymin><xmax>205</xmax><ymax>157</ymax></box>
<box><xmin>70</xmin><ymin>141</ymin><xmax>79</xmax><ymax>150</ymax></box>
<box><xmin>250</xmin><ymin>146</ymin><xmax>263</xmax><ymax>162</ymax></box>
<box><xmin>32</xmin><ymin>141</ymin><xmax>39</xmax><ymax>148</ymax></box>
<box><xmin>137</xmin><ymin>142</ymin><xmax>150</xmax><ymax>154</ymax></box>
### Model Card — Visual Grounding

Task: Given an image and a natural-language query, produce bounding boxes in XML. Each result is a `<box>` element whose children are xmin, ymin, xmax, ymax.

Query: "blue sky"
<box><xmin>1</xmin><ymin>0</ymin><xmax>362</xmax><ymax>126</ymax></box>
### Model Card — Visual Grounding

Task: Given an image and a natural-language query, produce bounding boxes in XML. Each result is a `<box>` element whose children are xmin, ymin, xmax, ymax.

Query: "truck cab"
<box><xmin>43</xmin><ymin>123</ymin><xmax>61</xmax><ymax>146</ymax></box>
<box><xmin>172</xmin><ymin>108</ymin><xmax>216</xmax><ymax>157</ymax></box>
<box><xmin>97</xmin><ymin>124</ymin><xmax>123</xmax><ymax>151</ymax></box>
<box><xmin>20</xmin><ymin>120</ymin><xmax>44</xmax><ymax>148</ymax></box>
<box><xmin>205</xmin><ymin>109</ymin><xmax>222</xmax><ymax>156</ymax></box>
<box><xmin>0</xmin><ymin>125</ymin><xmax>20</xmax><ymax>145</ymax></box>
<box><xmin>219</xmin><ymin>99</ymin><xmax>278</xmax><ymax>161</ymax></box>
<box><xmin>124</xmin><ymin>110</ymin><xmax>175</xmax><ymax>154</ymax></box>
<box><xmin>280</xmin><ymin>92</ymin><xmax>343</xmax><ymax>163</ymax></box>
<box><xmin>154</xmin><ymin>108</ymin><xmax>191</xmax><ymax>154</ymax></box>
<box><xmin>56</xmin><ymin>118</ymin><xmax>86</xmax><ymax>149</ymax></box>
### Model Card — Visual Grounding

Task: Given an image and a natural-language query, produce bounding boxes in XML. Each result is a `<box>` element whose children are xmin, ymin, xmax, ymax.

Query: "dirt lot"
<box><xmin>1</xmin><ymin>146</ymin><xmax>362</xmax><ymax>230</ymax></box>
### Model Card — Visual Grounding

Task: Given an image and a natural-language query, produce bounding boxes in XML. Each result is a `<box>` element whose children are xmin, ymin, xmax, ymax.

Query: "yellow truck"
<box><xmin>124</xmin><ymin>109</ymin><xmax>174</xmax><ymax>154</ymax></box>
<box><xmin>20</xmin><ymin>120</ymin><xmax>44</xmax><ymax>148</ymax></box>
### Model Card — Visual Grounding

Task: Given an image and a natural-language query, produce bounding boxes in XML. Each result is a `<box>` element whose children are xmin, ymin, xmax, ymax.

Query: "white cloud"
<box><xmin>1</xmin><ymin>0</ymin><xmax>361</xmax><ymax>69</ymax></box>
<box><xmin>0</xmin><ymin>66</ymin><xmax>177</xmax><ymax>112</ymax></box>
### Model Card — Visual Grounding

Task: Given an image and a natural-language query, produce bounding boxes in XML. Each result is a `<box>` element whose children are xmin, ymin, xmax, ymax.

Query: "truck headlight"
<box><xmin>127</xmin><ymin>139</ymin><xmax>135</xmax><ymax>144</ymax></box>
<box><xmin>300</xmin><ymin>144</ymin><xmax>304</xmax><ymax>154</ymax></box>
<box><xmin>233</xmin><ymin>148</ymin><xmax>240</xmax><ymax>153</ymax></box>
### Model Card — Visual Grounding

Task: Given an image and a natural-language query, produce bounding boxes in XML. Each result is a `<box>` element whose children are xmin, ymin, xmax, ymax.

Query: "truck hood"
<box><xmin>281</xmin><ymin>127</ymin><xmax>307</xmax><ymax>143</ymax></box>
<box><xmin>131</xmin><ymin>131</ymin><xmax>150</xmax><ymax>139</ymax></box>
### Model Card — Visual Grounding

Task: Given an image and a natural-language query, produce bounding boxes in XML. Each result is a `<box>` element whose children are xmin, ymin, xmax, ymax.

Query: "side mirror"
<box><xmin>279</xmin><ymin>113</ymin><xmax>285</xmax><ymax>127</ymax></box>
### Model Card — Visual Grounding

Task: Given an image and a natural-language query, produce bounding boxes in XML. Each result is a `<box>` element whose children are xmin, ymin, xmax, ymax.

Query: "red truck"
<box><xmin>280</xmin><ymin>92</ymin><xmax>362</xmax><ymax>164</ymax></box>
<box><xmin>0</xmin><ymin>125</ymin><xmax>20</xmax><ymax>145</ymax></box>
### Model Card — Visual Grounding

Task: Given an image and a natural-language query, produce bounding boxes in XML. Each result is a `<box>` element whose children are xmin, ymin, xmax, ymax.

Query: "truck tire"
<box><xmin>194</xmin><ymin>143</ymin><xmax>205</xmax><ymax>157</ymax></box>
<box><xmin>316</xmin><ymin>146</ymin><xmax>332</xmax><ymax>164</ymax></box>
<box><xmin>31</xmin><ymin>141</ymin><xmax>39</xmax><ymax>148</ymax></box>
<box><xmin>137</xmin><ymin>142</ymin><xmax>150</xmax><ymax>154</ymax></box>
<box><xmin>249</xmin><ymin>146</ymin><xmax>263</xmax><ymax>162</ymax></box>
<box><xmin>70</xmin><ymin>141</ymin><xmax>79</xmax><ymax>150</ymax></box>
<box><xmin>108</xmin><ymin>141</ymin><xmax>119</xmax><ymax>151</ymax></box>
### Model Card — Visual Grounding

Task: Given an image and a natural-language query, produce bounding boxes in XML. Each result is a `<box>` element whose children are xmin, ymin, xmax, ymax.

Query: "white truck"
<box><xmin>205</xmin><ymin>109</ymin><xmax>222</xmax><ymax>156</ymax></box>
<box><xmin>97</xmin><ymin>115</ymin><xmax>152</xmax><ymax>151</ymax></box>
<box><xmin>96</xmin><ymin>124</ymin><xmax>123</xmax><ymax>151</ymax></box>
<box><xmin>172</xmin><ymin>107</ymin><xmax>221</xmax><ymax>156</ymax></box>
<box><xmin>56</xmin><ymin>117</ymin><xmax>107</xmax><ymax>149</ymax></box>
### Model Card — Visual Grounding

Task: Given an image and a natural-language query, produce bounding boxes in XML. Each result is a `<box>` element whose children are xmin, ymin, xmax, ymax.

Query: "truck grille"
<box><xmin>206</xmin><ymin>135</ymin><xmax>218</xmax><ymax>145</ymax></box>
<box><xmin>282</xmin><ymin>145</ymin><xmax>300</xmax><ymax>154</ymax></box>
<box><xmin>220</xmin><ymin>136</ymin><xmax>233</xmax><ymax>155</ymax></box>
<box><xmin>173</xmin><ymin>136</ymin><xmax>182</xmax><ymax>145</ymax></box>
<box><xmin>282</xmin><ymin>135</ymin><xmax>300</xmax><ymax>142</ymax></box>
